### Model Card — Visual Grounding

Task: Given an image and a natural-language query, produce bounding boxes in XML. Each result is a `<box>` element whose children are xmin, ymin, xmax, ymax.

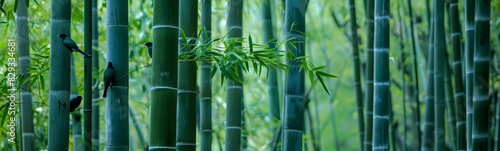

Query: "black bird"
<box><xmin>57</xmin><ymin>34</ymin><xmax>91</xmax><ymax>58</ymax></box>
<box><xmin>144</xmin><ymin>42</ymin><xmax>153</xmax><ymax>58</ymax></box>
<box><xmin>69</xmin><ymin>96</ymin><xmax>82</xmax><ymax>112</ymax></box>
<box><xmin>103</xmin><ymin>62</ymin><xmax>117</xmax><ymax>98</ymax></box>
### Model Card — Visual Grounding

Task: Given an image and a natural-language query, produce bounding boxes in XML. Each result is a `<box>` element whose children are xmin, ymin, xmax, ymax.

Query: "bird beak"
<box><xmin>57</xmin><ymin>34</ymin><xmax>60</xmax><ymax>37</ymax></box>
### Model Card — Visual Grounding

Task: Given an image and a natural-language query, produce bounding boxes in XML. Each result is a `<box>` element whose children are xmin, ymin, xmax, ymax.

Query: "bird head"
<box><xmin>57</xmin><ymin>34</ymin><xmax>68</xmax><ymax>39</ymax></box>
<box><xmin>144</xmin><ymin>42</ymin><xmax>153</xmax><ymax>47</ymax></box>
<box><xmin>76</xmin><ymin>96</ymin><xmax>82</xmax><ymax>100</ymax></box>
<box><xmin>108</xmin><ymin>62</ymin><xmax>114</xmax><ymax>68</ymax></box>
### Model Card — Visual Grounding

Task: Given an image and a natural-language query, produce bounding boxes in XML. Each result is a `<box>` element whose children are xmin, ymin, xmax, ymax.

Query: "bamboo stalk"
<box><xmin>177</xmin><ymin>0</ymin><xmax>198</xmax><ymax>150</ymax></box>
<box><xmin>129</xmin><ymin>107</ymin><xmax>147</xmax><ymax>149</ymax></box>
<box><xmin>448</xmin><ymin>0</ymin><xmax>465</xmax><ymax>149</ymax></box>
<box><xmin>421</xmin><ymin>18</ymin><xmax>435</xmax><ymax>151</ymax></box>
<box><xmin>372</xmin><ymin>0</ymin><xmax>391</xmax><ymax>150</ymax></box>
<box><xmin>262</xmin><ymin>0</ymin><xmax>280</xmax><ymax>121</ymax></box>
<box><xmin>83</xmin><ymin>0</ymin><xmax>93</xmax><ymax>150</ymax></box>
<box><xmin>464</xmin><ymin>0</ymin><xmax>475</xmax><ymax>149</ymax></box>
<box><xmin>200</xmin><ymin>0</ymin><xmax>213</xmax><ymax>150</ymax></box>
<box><xmin>48</xmin><ymin>0</ymin><xmax>71</xmax><ymax>149</ymax></box>
<box><xmin>364</xmin><ymin>0</ymin><xmax>374</xmax><ymax>150</ymax></box>
<box><xmin>225</xmin><ymin>0</ymin><xmax>244</xmax><ymax>150</ymax></box>
<box><xmin>105</xmin><ymin>0</ymin><xmax>129</xmax><ymax>150</ymax></box>
<box><xmin>149</xmin><ymin>0</ymin><xmax>179</xmax><ymax>150</ymax></box>
<box><xmin>404</xmin><ymin>0</ymin><xmax>421</xmax><ymax>148</ymax></box>
<box><xmin>16</xmin><ymin>0</ymin><xmax>35</xmax><ymax>150</ymax></box>
<box><xmin>70</xmin><ymin>53</ymin><xmax>83</xmax><ymax>151</ymax></box>
<box><xmin>348</xmin><ymin>0</ymin><xmax>364</xmax><ymax>149</ymax></box>
<box><xmin>91</xmin><ymin>0</ymin><xmax>100</xmax><ymax>150</ymax></box>
<box><xmin>282</xmin><ymin>0</ymin><xmax>306</xmax><ymax>150</ymax></box>
<box><xmin>471</xmin><ymin>0</ymin><xmax>491</xmax><ymax>149</ymax></box>
<box><xmin>433</xmin><ymin>0</ymin><xmax>446</xmax><ymax>149</ymax></box>
<box><xmin>444</xmin><ymin>59</ymin><xmax>456</xmax><ymax>150</ymax></box>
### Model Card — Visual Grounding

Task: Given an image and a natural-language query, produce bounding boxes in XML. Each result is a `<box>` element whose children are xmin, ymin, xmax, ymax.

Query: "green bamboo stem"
<box><xmin>448</xmin><ymin>0</ymin><xmax>465</xmax><ymax>149</ymax></box>
<box><xmin>150</xmin><ymin>0</ymin><xmax>178</xmax><ymax>150</ymax></box>
<box><xmin>421</xmin><ymin>18</ymin><xmax>434</xmax><ymax>151</ymax></box>
<box><xmin>405</xmin><ymin>0</ymin><xmax>421</xmax><ymax>148</ymax></box>
<box><xmin>348</xmin><ymin>0</ymin><xmax>364</xmax><ymax>149</ymax></box>
<box><xmin>16</xmin><ymin>0</ymin><xmax>35</xmax><ymax>149</ymax></box>
<box><xmin>372</xmin><ymin>0</ymin><xmax>390</xmax><ymax>150</ymax></box>
<box><xmin>225</xmin><ymin>0</ymin><xmax>244</xmax><ymax>150</ymax></box>
<box><xmin>444</xmin><ymin>59</ymin><xmax>456</xmax><ymax>150</ymax></box>
<box><xmin>471</xmin><ymin>0</ymin><xmax>490</xmax><ymax>149</ymax></box>
<box><xmin>200</xmin><ymin>0</ymin><xmax>213</xmax><ymax>150</ymax></box>
<box><xmin>105</xmin><ymin>0</ymin><xmax>129</xmax><ymax>150</ymax></box>
<box><xmin>73</xmin><ymin>112</ymin><xmax>83</xmax><ymax>151</ymax></box>
<box><xmin>433</xmin><ymin>0</ymin><xmax>445</xmax><ymax>149</ymax></box>
<box><xmin>262</xmin><ymin>0</ymin><xmax>281</xmax><ymax>149</ymax></box>
<box><xmin>282</xmin><ymin>0</ymin><xmax>306</xmax><ymax>150</ymax></box>
<box><xmin>177</xmin><ymin>0</ymin><xmax>198</xmax><ymax>150</ymax></box>
<box><xmin>262</xmin><ymin>0</ymin><xmax>280</xmax><ymax>121</ymax></box>
<box><xmin>464</xmin><ymin>0</ymin><xmax>475</xmax><ymax>149</ymax></box>
<box><xmin>91</xmin><ymin>0</ymin><xmax>100</xmax><ymax>150</ymax></box>
<box><xmin>70</xmin><ymin>54</ymin><xmax>83</xmax><ymax>151</ymax></box>
<box><xmin>395</xmin><ymin>1</ymin><xmax>407</xmax><ymax>149</ymax></box>
<box><xmin>83</xmin><ymin>0</ymin><xmax>93</xmax><ymax>150</ymax></box>
<box><xmin>364</xmin><ymin>0</ymin><xmax>374</xmax><ymax>150</ymax></box>
<box><xmin>495</xmin><ymin>81</ymin><xmax>500</xmax><ymax>151</ymax></box>
<box><xmin>48</xmin><ymin>0</ymin><xmax>71</xmax><ymax>149</ymax></box>
<box><xmin>130</xmin><ymin>107</ymin><xmax>147</xmax><ymax>149</ymax></box>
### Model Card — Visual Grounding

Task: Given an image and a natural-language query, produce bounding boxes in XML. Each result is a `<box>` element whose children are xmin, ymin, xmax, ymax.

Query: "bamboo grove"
<box><xmin>0</xmin><ymin>0</ymin><xmax>499</xmax><ymax>150</ymax></box>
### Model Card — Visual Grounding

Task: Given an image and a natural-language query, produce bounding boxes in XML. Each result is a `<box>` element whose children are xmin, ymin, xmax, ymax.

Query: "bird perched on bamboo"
<box><xmin>57</xmin><ymin>34</ymin><xmax>91</xmax><ymax>58</ymax></box>
<box><xmin>69</xmin><ymin>96</ymin><xmax>82</xmax><ymax>112</ymax></box>
<box><xmin>103</xmin><ymin>62</ymin><xmax>117</xmax><ymax>98</ymax></box>
<box><xmin>144</xmin><ymin>42</ymin><xmax>153</xmax><ymax>58</ymax></box>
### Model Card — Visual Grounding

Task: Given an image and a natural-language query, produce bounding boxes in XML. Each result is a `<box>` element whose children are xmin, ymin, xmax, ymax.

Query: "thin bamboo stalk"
<box><xmin>70</xmin><ymin>55</ymin><xmax>83</xmax><ymax>151</ymax></box>
<box><xmin>464</xmin><ymin>0</ymin><xmax>475</xmax><ymax>149</ymax></box>
<box><xmin>129</xmin><ymin>107</ymin><xmax>147</xmax><ymax>149</ymax></box>
<box><xmin>444</xmin><ymin>59</ymin><xmax>456</xmax><ymax>150</ymax></box>
<box><xmin>16</xmin><ymin>0</ymin><xmax>35</xmax><ymax>149</ymax></box>
<box><xmin>421</xmin><ymin>18</ymin><xmax>435</xmax><ymax>151</ymax></box>
<box><xmin>404</xmin><ymin>0</ymin><xmax>421</xmax><ymax>148</ymax></box>
<box><xmin>83</xmin><ymin>0</ymin><xmax>93</xmax><ymax>150</ymax></box>
<box><xmin>348</xmin><ymin>0</ymin><xmax>364</xmax><ymax>149</ymax></box>
<box><xmin>200</xmin><ymin>0</ymin><xmax>213</xmax><ymax>150</ymax></box>
<box><xmin>91</xmin><ymin>0</ymin><xmax>100</xmax><ymax>150</ymax></box>
<box><xmin>364</xmin><ymin>0</ymin><xmax>374</xmax><ymax>150</ymax></box>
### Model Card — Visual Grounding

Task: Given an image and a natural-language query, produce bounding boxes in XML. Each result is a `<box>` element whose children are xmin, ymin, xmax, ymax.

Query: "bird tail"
<box><xmin>103</xmin><ymin>85</ymin><xmax>109</xmax><ymax>98</ymax></box>
<box><xmin>77</xmin><ymin>49</ymin><xmax>92</xmax><ymax>58</ymax></box>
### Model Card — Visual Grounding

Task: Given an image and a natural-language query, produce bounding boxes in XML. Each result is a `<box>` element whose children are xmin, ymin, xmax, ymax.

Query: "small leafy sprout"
<box><xmin>177</xmin><ymin>28</ymin><xmax>337</xmax><ymax>95</ymax></box>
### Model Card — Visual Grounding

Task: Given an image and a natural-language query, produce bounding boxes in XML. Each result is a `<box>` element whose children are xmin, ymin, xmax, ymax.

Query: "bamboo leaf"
<box><xmin>317</xmin><ymin>71</ymin><xmax>338</xmax><ymax>78</ymax></box>
<box><xmin>316</xmin><ymin>73</ymin><xmax>330</xmax><ymax>96</ymax></box>
<box><xmin>0</xmin><ymin>104</ymin><xmax>8</xmax><ymax>127</ymax></box>
<box><xmin>230</xmin><ymin>52</ymin><xmax>243</xmax><ymax>61</ymax></box>
<box><xmin>180</xmin><ymin>29</ymin><xmax>188</xmax><ymax>45</ymax></box>
<box><xmin>308</xmin><ymin>71</ymin><xmax>314</xmax><ymax>87</ymax></box>
<box><xmin>13</xmin><ymin>0</ymin><xmax>18</xmax><ymax>13</ymax></box>
<box><xmin>312</xmin><ymin>65</ymin><xmax>326</xmax><ymax>71</ymax></box>
<box><xmin>39</xmin><ymin>75</ymin><xmax>44</xmax><ymax>90</ymax></box>
<box><xmin>248</xmin><ymin>35</ymin><xmax>254</xmax><ymax>53</ymax></box>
